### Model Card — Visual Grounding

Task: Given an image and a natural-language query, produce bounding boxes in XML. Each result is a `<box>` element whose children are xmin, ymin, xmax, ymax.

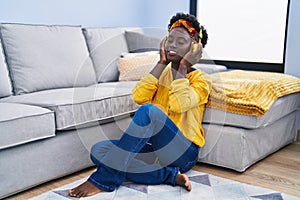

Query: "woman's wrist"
<box><xmin>175</xmin><ymin>64</ymin><xmax>188</xmax><ymax>79</ymax></box>
<box><xmin>150</xmin><ymin>62</ymin><xmax>167</xmax><ymax>79</ymax></box>
<box><xmin>157</xmin><ymin>59</ymin><xmax>168</xmax><ymax>65</ymax></box>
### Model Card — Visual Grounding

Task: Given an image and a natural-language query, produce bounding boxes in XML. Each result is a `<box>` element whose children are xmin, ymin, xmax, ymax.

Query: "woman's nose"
<box><xmin>168</xmin><ymin>41</ymin><xmax>176</xmax><ymax>48</ymax></box>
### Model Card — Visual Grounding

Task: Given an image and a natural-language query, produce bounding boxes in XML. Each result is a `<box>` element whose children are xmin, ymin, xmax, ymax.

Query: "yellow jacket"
<box><xmin>132</xmin><ymin>65</ymin><xmax>211</xmax><ymax>147</ymax></box>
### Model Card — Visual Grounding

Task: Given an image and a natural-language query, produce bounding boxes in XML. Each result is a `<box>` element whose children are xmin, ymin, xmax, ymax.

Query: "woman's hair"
<box><xmin>168</xmin><ymin>13</ymin><xmax>208</xmax><ymax>48</ymax></box>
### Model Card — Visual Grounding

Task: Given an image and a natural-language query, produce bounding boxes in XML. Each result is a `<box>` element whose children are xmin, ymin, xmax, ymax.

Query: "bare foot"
<box><xmin>68</xmin><ymin>181</ymin><xmax>103</xmax><ymax>198</ymax></box>
<box><xmin>176</xmin><ymin>173</ymin><xmax>192</xmax><ymax>191</ymax></box>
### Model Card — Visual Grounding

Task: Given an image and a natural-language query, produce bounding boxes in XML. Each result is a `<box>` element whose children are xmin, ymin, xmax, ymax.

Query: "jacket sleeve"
<box><xmin>132</xmin><ymin>74</ymin><xmax>158</xmax><ymax>105</ymax></box>
<box><xmin>169</xmin><ymin>71</ymin><xmax>211</xmax><ymax>113</ymax></box>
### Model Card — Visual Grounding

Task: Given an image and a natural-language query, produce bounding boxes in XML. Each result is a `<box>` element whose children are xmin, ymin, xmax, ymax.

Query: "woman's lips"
<box><xmin>168</xmin><ymin>50</ymin><xmax>177</xmax><ymax>56</ymax></box>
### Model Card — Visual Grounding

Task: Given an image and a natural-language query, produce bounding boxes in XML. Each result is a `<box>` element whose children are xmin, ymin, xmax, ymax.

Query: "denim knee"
<box><xmin>133</xmin><ymin>104</ymin><xmax>153</xmax><ymax>126</ymax></box>
<box><xmin>134</xmin><ymin>104</ymin><xmax>165</xmax><ymax>124</ymax></box>
<box><xmin>90</xmin><ymin>140</ymin><xmax>117</xmax><ymax>165</ymax></box>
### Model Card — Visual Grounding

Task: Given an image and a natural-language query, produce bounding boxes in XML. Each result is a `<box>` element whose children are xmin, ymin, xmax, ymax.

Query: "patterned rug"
<box><xmin>30</xmin><ymin>170</ymin><xmax>299</xmax><ymax>200</ymax></box>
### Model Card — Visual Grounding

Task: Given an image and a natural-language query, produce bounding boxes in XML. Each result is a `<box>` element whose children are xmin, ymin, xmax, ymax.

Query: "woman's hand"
<box><xmin>180</xmin><ymin>42</ymin><xmax>203</xmax><ymax>69</ymax></box>
<box><xmin>150</xmin><ymin>37</ymin><xmax>170</xmax><ymax>79</ymax></box>
<box><xmin>157</xmin><ymin>37</ymin><xmax>170</xmax><ymax>65</ymax></box>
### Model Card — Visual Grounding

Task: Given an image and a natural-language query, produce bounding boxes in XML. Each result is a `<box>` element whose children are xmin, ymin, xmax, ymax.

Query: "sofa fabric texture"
<box><xmin>0</xmin><ymin>23</ymin><xmax>97</xmax><ymax>95</ymax></box>
<box><xmin>124</xmin><ymin>31</ymin><xmax>161</xmax><ymax>53</ymax></box>
<box><xmin>0</xmin><ymin>103</ymin><xmax>55</xmax><ymax>150</ymax></box>
<box><xmin>200</xmin><ymin>111</ymin><xmax>298</xmax><ymax>171</ymax></box>
<box><xmin>203</xmin><ymin>92</ymin><xmax>300</xmax><ymax>129</ymax></box>
<box><xmin>118</xmin><ymin>53</ymin><xmax>159</xmax><ymax>81</ymax></box>
<box><xmin>0</xmin><ymin>40</ymin><xmax>12</xmax><ymax>97</ymax></box>
<box><xmin>0</xmin><ymin>85</ymin><xmax>139</xmax><ymax>130</ymax></box>
<box><xmin>83</xmin><ymin>27</ymin><xmax>143</xmax><ymax>82</ymax></box>
<box><xmin>193</xmin><ymin>63</ymin><xmax>228</xmax><ymax>74</ymax></box>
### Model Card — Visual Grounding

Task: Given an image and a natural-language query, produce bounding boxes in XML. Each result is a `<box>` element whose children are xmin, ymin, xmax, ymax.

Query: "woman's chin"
<box><xmin>167</xmin><ymin>55</ymin><xmax>181</xmax><ymax>63</ymax></box>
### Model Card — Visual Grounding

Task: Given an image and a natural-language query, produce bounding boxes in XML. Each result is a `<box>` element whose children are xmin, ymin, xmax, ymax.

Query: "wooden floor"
<box><xmin>7</xmin><ymin>132</ymin><xmax>300</xmax><ymax>199</ymax></box>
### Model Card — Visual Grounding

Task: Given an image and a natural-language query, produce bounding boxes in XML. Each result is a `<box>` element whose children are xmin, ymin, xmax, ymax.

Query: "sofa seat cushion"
<box><xmin>0</xmin><ymin>103</ymin><xmax>55</xmax><ymax>150</ymax></box>
<box><xmin>0</xmin><ymin>82</ymin><xmax>139</xmax><ymax>130</ymax></box>
<box><xmin>203</xmin><ymin>92</ymin><xmax>300</xmax><ymax>129</ymax></box>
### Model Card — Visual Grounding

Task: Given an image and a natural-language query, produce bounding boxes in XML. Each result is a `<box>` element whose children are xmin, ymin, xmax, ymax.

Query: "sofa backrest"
<box><xmin>0</xmin><ymin>24</ymin><xmax>165</xmax><ymax>97</ymax></box>
<box><xmin>82</xmin><ymin>27</ymin><xmax>144</xmax><ymax>83</ymax></box>
<box><xmin>0</xmin><ymin>39</ymin><xmax>13</xmax><ymax>98</ymax></box>
<box><xmin>0</xmin><ymin>23</ymin><xmax>97</xmax><ymax>95</ymax></box>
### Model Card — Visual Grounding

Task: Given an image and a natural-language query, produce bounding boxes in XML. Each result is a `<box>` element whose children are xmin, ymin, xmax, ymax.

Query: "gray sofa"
<box><xmin>0</xmin><ymin>23</ymin><xmax>298</xmax><ymax>199</ymax></box>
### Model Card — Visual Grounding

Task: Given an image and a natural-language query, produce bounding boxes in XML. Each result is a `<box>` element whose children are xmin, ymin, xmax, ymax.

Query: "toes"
<box><xmin>176</xmin><ymin>174</ymin><xmax>192</xmax><ymax>191</ymax></box>
<box><xmin>77</xmin><ymin>190</ymin><xmax>86</xmax><ymax>198</ymax></box>
<box><xmin>69</xmin><ymin>189</ymin><xmax>82</xmax><ymax>198</ymax></box>
<box><xmin>68</xmin><ymin>190</ymin><xmax>76</xmax><ymax>197</ymax></box>
<box><xmin>186</xmin><ymin>182</ymin><xmax>192</xmax><ymax>191</ymax></box>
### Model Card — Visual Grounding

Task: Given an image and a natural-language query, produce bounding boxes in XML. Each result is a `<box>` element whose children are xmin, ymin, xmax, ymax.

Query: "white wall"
<box><xmin>0</xmin><ymin>0</ymin><xmax>189</xmax><ymax>29</ymax></box>
<box><xmin>0</xmin><ymin>0</ymin><xmax>144</xmax><ymax>27</ymax></box>
<box><xmin>142</xmin><ymin>0</ymin><xmax>189</xmax><ymax>29</ymax></box>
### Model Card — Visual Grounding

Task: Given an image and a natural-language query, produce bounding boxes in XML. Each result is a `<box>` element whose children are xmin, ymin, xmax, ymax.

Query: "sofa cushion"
<box><xmin>0</xmin><ymin>23</ymin><xmax>96</xmax><ymax>95</ymax></box>
<box><xmin>118</xmin><ymin>52</ymin><xmax>159</xmax><ymax>81</ymax></box>
<box><xmin>0</xmin><ymin>40</ymin><xmax>13</xmax><ymax>98</ymax></box>
<box><xmin>0</xmin><ymin>82</ymin><xmax>139</xmax><ymax>130</ymax></box>
<box><xmin>82</xmin><ymin>27</ymin><xmax>144</xmax><ymax>83</ymax></box>
<box><xmin>203</xmin><ymin>92</ymin><xmax>300</xmax><ymax>129</ymax></box>
<box><xmin>125</xmin><ymin>31</ymin><xmax>161</xmax><ymax>53</ymax></box>
<box><xmin>0</xmin><ymin>103</ymin><xmax>55</xmax><ymax>150</ymax></box>
<box><xmin>193</xmin><ymin>63</ymin><xmax>227</xmax><ymax>74</ymax></box>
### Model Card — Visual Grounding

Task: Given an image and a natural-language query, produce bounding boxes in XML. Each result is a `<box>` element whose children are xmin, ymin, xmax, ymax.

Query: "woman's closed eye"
<box><xmin>167</xmin><ymin>38</ymin><xmax>187</xmax><ymax>46</ymax></box>
<box><xmin>177</xmin><ymin>40</ymin><xmax>186</xmax><ymax>45</ymax></box>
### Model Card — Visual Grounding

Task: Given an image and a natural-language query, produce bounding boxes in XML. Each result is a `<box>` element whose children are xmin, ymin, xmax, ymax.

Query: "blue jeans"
<box><xmin>88</xmin><ymin>104</ymin><xmax>199</xmax><ymax>192</ymax></box>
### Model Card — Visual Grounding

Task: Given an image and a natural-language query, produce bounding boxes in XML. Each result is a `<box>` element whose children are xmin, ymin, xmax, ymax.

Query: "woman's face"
<box><xmin>165</xmin><ymin>27</ymin><xmax>192</xmax><ymax>63</ymax></box>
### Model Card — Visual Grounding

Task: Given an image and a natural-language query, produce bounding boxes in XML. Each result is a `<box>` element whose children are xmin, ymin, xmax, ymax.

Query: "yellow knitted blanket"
<box><xmin>206</xmin><ymin>70</ymin><xmax>300</xmax><ymax>118</ymax></box>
